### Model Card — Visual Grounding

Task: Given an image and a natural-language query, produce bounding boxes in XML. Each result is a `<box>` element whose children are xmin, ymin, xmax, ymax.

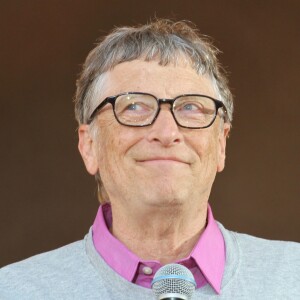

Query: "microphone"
<box><xmin>151</xmin><ymin>263</ymin><xmax>196</xmax><ymax>300</ymax></box>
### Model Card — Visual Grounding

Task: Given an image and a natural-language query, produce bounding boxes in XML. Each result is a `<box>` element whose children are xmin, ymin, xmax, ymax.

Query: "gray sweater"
<box><xmin>1</xmin><ymin>223</ymin><xmax>299</xmax><ymax>299</ymax></box>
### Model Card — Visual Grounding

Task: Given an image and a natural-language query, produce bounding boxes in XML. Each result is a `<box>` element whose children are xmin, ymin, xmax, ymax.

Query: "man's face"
<box><xmin>79</xmin><ymin>59</ymin><xmax>230</xmax><ymax>212</ymax></box>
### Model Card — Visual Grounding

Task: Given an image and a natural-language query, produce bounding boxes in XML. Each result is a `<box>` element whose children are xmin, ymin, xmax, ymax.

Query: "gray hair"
<box><xmin>74</xmin><ymin>19</ymin><xmax>233</xmax><ymax>125</ymax></box>
<box><xmin>74</xmin><ymin>19</ymin><xmax>234</xmax><ymax>203</ymax></box>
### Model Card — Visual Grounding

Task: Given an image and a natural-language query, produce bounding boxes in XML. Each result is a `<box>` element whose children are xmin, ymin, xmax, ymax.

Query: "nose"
<box><xmin>146</xmin><ymin>106</ymin><xmax>183</xmax><ymax>147</ymax></box>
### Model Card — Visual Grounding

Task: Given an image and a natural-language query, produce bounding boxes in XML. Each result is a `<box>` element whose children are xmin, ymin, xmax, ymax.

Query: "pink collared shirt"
<box><xmin>92</xmin><ymin>203</ymin><xmax>225</xmax><ymax>293</ymax></box>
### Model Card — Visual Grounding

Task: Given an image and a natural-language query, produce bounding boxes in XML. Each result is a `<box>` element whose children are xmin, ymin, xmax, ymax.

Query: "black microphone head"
<box><xmin>151</xmin><ymin>263</ymin><xmax>196</xmax><ymax>300</ymax></box>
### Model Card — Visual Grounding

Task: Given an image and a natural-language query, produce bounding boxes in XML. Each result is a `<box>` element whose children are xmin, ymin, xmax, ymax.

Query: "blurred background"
<box><xmin>1</xmin><ymin>0</ymin><xmax>299</xmax><ymax>267</ymax></box>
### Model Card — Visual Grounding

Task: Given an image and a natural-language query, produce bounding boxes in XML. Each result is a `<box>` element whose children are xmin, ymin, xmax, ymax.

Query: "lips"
<box><xmin>136</xmin><ymin>156</ymin><xmax>190</xmax><ymax>165</ymax></box>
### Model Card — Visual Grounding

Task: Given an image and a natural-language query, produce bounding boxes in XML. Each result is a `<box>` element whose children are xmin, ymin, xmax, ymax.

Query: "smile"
<box><xmin>137</xmin><ymin>157</ymin><xmax>189</xmax><ymax>165</ymax></box>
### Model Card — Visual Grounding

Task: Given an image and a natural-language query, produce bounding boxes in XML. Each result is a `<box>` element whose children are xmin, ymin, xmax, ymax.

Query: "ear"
<box><xmin>78</xmin><ymin>124</ymin><xmax>99</xmax><ymax>175</ymax></box>
<box><xmin>217</xmin><ymin>123</ymin><xmax>231</xmax><ymax>173</ymax></box>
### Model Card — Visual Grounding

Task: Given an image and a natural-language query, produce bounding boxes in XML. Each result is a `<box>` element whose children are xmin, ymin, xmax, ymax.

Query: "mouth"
<box><xmin>136</xmin><ymin>157</ymin><xmax>190</xmax><ymax>165</ymax></box>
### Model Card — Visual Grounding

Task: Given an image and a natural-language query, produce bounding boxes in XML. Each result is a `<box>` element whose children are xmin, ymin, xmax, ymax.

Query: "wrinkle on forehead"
<box><xmin>96</xmin><ymin>59</ymin><xmax>217</xmax><ymax>100</ymax></box>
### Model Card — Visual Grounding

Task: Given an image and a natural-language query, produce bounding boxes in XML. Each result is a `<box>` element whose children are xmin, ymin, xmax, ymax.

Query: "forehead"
<box><xmin>99</xmin><ymin>59</ymin><xmax>216</xmax><ymax>99</ymax></box>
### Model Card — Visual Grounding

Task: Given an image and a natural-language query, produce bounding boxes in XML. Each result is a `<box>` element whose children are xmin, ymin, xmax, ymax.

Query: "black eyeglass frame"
<box><xmin>87</xmin><ymin>92</ymin><xmax>228</xmax><ymax>129</ymax></box>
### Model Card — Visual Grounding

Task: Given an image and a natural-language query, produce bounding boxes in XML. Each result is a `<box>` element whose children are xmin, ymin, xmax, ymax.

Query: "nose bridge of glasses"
<box><xmin>153</xmin><ymin>98</ymin><xmax>179</xmax><ymax>127</ymax></box>
<box><xmin>157</xmin><ymin>98</ymin><xmax>174</xmax><ymax>109</ymax></box>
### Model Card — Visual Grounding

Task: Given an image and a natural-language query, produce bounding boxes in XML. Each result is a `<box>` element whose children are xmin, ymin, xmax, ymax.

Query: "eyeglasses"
<box><xmin>87</xmin><ymin>92</ymin><xmax>228</xmax><ymax>129</ymax></box>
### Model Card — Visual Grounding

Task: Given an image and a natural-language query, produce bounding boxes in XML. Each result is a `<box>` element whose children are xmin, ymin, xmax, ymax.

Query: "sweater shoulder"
<box><xmin>217</xmin><ymin>224</ymin><xmax>300</xmax><ymax>297</ymax></box>
<box><xmin>0</xmin><ymin>237</ymin><xmax>99</xmax><ymax>299</ymax></box>
<box><xmin>1</xmin><ymin>239</ymin><xmax>86</xmax><ymax>274</ymax></box>
<box><xmin>232</xmin><ymin>229</ymin><xmax>300</xmax><ymax>257</ymax></box>
<box><xmin>224</xmin><ymin>227</ymin><xmax>300</xmax><ymax>277</ymax></box>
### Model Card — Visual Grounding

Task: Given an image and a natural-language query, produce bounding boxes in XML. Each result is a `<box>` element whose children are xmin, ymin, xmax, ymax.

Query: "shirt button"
<box><xmin>142</xmin><ymin>266</ymin><xmax>153</xmax><ymax>275</ymax></box>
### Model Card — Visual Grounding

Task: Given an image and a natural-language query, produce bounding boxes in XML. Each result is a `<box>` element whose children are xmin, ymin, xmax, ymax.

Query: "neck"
<box><xmin>110</xmin><ymin>201</ymin><xmax>208</xmax><ymax>264</ymax></box>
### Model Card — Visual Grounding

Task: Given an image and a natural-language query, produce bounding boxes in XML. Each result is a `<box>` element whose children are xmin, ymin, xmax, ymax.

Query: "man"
<box><xmin>0</xmin><ymin>19</ymin><xmax>299</xmax><ymax>299</ymax></box>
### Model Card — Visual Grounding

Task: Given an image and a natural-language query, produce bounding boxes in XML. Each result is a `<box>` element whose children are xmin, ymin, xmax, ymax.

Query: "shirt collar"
<box><xmin>92</xmin><ymin>203</ymin><xmax>225</xmax><ymax>294</ymax></box>
<box><xmin>190</xmin><ymin>205</ymin><xmax>225</xmax><ymax>293</ymax></box>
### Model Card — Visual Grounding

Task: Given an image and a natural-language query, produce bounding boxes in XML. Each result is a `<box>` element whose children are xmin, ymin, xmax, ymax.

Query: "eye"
<box><xmin>177</xmin><ymin>102</ymin><xmax>205</xmax><ymax>114</ymax></box>
<box><xmin>118</xmin><ymin>100</ymin><xmax>154</xmax><ymax>117</ymax></box>
<box><xmin>115</xmin><ymin>93</ymin><xmax>157</xmax><ymax>118</ymax></box>
<box><xmin>125</xmin><ymin>102</ymin><xmax>144</xmax><ymax>111</ymax></box>
<box><xmin>182</xmin><ymin>103</ymin><xmax>201</xmax><ymax>111</ymax></box>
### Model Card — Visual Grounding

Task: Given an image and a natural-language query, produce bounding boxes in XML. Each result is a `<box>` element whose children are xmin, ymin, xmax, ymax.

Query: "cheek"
<box><xmin>190</xmin><ymin>131</ymin><xmax>220</xmax><ymax>167</ymax></box>
<box><xmin>96</xmin><ymin>115</ymin><xmax>121</xmax><ymax>163</ymax></box>
<box><xmin>96</xmin><ymin>128</ymin><xmax>119</xmax><ymax>171</ymax></box>
<box><xmin>95</xmin><ymin>123</ymin><xmax>141</xmax><ymax>177</ymax></box>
